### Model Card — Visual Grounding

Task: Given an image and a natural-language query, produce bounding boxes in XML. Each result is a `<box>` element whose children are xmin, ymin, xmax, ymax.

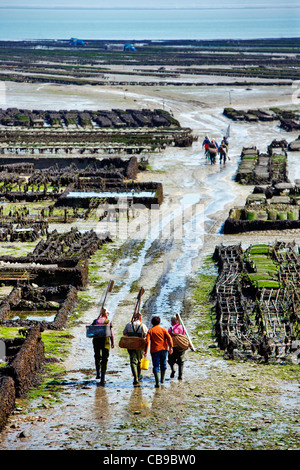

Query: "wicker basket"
<box><xmin>119</xmin><ymin>336</ymin><xmax>146</xmax><ymax>350</ymax></box>
<box><xmin>172</xmin><ymin>334</ymin><xmax>190</xmax><ymax>351</ymax></box>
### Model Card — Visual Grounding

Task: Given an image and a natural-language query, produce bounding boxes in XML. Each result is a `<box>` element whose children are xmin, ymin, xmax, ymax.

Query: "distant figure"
<box><xmin>218</xmin><ymin>144</ymin><xmax>227</xmax><ymax>164</ymax></box>
<box><xmin>208</xmin><ymin>139</ymin><xmax>218</xmax><ymax>164</ymax></box>
<box><xmin>221</xmin><ymin>136</ymin><xmax>229</xmax><ymax>160</ymax></box>
<box><xmin>92</xmin><ymin>308</ymin><xmax>114</xmax><ymax>385</ymax></box>
<box><xmin>123</xmin><ymin>313</ymin><xmax>148</xmax><ymax>387</ymax></box>
<box><xmin>202</xmin><ymin>136</ymin><xmax>210</xmax><ymax>159</ymax></box>
<box><xmin>221</xmin><ymin>135</ymin><xmax>229</xmax><ymax>152</ymax></box>
<box><xmin>144</xmin><ymin>316</ymin><xmax>173</xmax><ymax>388</ymax></box>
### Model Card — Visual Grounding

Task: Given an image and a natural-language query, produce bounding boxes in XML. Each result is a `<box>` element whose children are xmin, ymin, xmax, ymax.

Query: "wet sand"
<box><xmin>0</xmin><ymin>78</ymin><xmax>299</xmax><ymax>451</ymax></box>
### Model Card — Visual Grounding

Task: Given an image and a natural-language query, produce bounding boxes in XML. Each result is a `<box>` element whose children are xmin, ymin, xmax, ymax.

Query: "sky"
<box><xmin>0</xmin><ymin>0</ymin><xmax>298</xmax><ymax>8</ymax></box>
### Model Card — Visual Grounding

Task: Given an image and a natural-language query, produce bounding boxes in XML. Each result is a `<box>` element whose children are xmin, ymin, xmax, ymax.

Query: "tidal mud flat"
<box><xmin>0</xmin><ymin>39</ymin><xmax>299</xmax><ymax>451</ymax></box>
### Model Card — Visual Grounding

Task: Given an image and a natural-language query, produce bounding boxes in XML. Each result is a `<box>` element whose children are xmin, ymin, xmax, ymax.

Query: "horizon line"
<box><xmin>0</xmin><ymin>6</ymin><xmax>298</xmax><ymax>10</ymax></box>
<box><xmin>0</xmin><ymin>36</ymin><xmax>298</xmax><ymax>42</ymax></box>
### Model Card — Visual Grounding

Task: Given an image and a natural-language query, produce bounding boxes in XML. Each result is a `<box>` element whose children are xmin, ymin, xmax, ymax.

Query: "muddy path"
<box><xmin>0</xmin><ymin>83</ymin><xmax>299</xmax><ymax>451</ymax></box>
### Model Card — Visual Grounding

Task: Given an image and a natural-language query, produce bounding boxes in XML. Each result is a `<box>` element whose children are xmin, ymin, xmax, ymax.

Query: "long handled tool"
<box><xmin>131</xmin><ymin>286</ymin><xmax>145</xmax><ymax>321</ymax></box>
<box><xmin>98</xmin><ymin>279</ymin><xmax>114</xmax><ymax>319</ymax></box>
<box><xmin>225</xmin><ymin>124</ymin><xmax>231</xmax><ymax>160</ymax></box>
<box><xmin>176</xmin><ymin>312</ymin><xmax>195</xmax><ymax>351</ymax></box>
<box><xmin>226</xmin><ymin>124</ymin><xmax>231</xmax><ymax>139</ymax></box>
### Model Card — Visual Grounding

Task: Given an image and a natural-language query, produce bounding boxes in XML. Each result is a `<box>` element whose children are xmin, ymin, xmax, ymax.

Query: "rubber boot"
<box><xmin>95</xmin><ymin>364</ymin><xmax>100</xmax><ymax>380</ymax></box>
<box><xmin>154</xmin><ymin>372</ymin><xmax>160</xmax><ymax>388</ymax></box>
<box><xmin>137</xmin><ymin>365</ymin><xmax>142</xmax><ymax>382</ymax></box>
<box><xmin>178</xmin><ymin>364</ymin><xmax>183</xmax><ymax>381</ymax></box>
<box><xmin>100</xmin><ymin>369</ymin><xmax>106</xmax><ymax>386</ymax></box>
<box><xmin>160</xmin><ymin>369</ymin><xmax>166</xmax><ymax>384</ymax></box>
<box><xmin>131</xmin><ymin>364</ymin><xmax>140</xmax><ymax>387</ymax></box>
<box><xmin>170</xmin><ymin>366</ymin><xmax>175</xmax><ymax>378</ymax></box>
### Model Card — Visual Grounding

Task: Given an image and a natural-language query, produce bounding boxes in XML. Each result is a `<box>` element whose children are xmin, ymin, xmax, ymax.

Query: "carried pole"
<box><xmin>98</xmin><ymin>279</ymin><xmax>114</xmax><ymax>319</ymax></box>
<box><xmin>176</xmin><ymin>313</ymin><xmax>195</xmax><ymax>351</ymax></box>
<box><xmin>226</xmin><ymin>124</ymin><xmax>231</xmax><ymax>139</ymax></box>
<box><xmin>132</xmin><ymin>287</ymin><xmax>145</xmax><ymax>321</ymax></box>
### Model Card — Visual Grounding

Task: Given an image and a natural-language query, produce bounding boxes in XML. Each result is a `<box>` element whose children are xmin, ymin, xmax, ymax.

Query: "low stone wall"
<box><xmin>0</xmin><ymin>283</ymin><xmax>76</xmax><ymax>432</ymax></box>
<box><xmin>212</xmin><ymin>242</ymin><xmax>300</xmax><ymax>362</ymax></box>
<box><xmin>224</xmin><ymin>183</ymin><xmax>300</xmax><ymax>233</ymax></box>
<box><xmin>0</xmin><ymin>286</ymin><xmax>21</xmax><ymax>321</ymax></box>
<box><xmin>0</xmin><ymin>229</ymin><xmax>108</xmax><ymax>288</ymax></box>
<box><xmin>0</xmin><ymin>285</ymin><xmax>78</xmax><ymax>330</ymax></box>
<box><xmin>0</xmin><ymin>108</ymin><xmax>179</xmax><ymax>130</ymax></box>
<box><xmin>1</xmin><ymin>326</ymin><xmax>45</xmax><ymax>398</ymax></box>
<box><xmin>224</xmin><ymin>217</ymin><xmax>300</xmax><ymax>234</ymax></box>
<box><xmin>56</xmin><ymin>181</ymin><xmax>163</xmax><ymax>209</ymax></box>
<box><xmin>0</xmin><ymin>155</ymin><xmax>139</xmax><ymax>177</ymax></box>
<box><xmin>50</xmin><ymin>285</ymin><xmax>77</xmax><ymax>330</ymax></box>
<box><xmin>235</xmin><ymin>145</ymin><xmax>288</xmax><ymax>186</ymax></box>
<box><xmin>0</xmin><ymin>259</ymin><xmax>89</xmax><ymax>288</ymax></box>
<box><xmin>0</xmin><ymin>327</ymin><xmax>46</xmax><ymax>431</ymax></box>
<box><xmin>0</xmin><ymin>376</ymin><xmax>16</xmax><ymax>432</ymax></box>
<box><xmin>224</xmin><ymin>107</ymin><xmax>300</xmax><ymax>132</ymax></box>
<box><xmin>2</xmin><ymin>192</ymin><xmax>59</xmax><ymax>203</ymax></box>
<box><xmin>126</xmin><ymin>156</ymin><xmax>139</xmax><ymax>179</ymax></box>
<box><xmin>288</xmin><ymin>136</ymin><xmax>300</xmax><ymax>151</ymax></box>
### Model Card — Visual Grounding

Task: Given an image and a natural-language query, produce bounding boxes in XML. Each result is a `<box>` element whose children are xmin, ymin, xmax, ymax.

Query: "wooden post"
<box><xmin>176</xmin><ymin>313</ymin><xmax>195</xmax><ymax>351</ymax></box>
<box><xmin>98</xmin><ymin>279</ymin><xmax>114</xmax><ymax>318</ymax></box>
<box><xmin>131</xmin><ymin>287</ymin><xmax>145</xmax><ymax>321</ymax></box>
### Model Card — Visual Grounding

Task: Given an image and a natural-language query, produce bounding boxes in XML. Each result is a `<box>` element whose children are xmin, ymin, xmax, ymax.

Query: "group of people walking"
<box><xmin>202</xmin><ymin>135</ymin><xmax>229</xmax><ymax>164</ymax></box>
<box><xmin>92</xmin><ymin>308</ymin><xmax>190</xmax><ymax>388</ymax></box>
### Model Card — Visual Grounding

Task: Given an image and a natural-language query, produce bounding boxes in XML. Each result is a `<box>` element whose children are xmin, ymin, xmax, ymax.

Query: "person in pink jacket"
<box><xmin>92</xmin><ymin>308</ymin><xmax>114</xmax><ymax>385</ymax></box>
<box><xmin>168</xmin><ymin>316</ymin><xmax>186</xmax><ymax>380</ymax></box>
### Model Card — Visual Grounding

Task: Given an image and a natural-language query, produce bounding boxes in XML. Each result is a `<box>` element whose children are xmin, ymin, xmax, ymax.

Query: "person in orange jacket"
<box><xmin>144</xmin><ymin>316</ymin><xmax>173</xmax><ymax>388</ymax></box>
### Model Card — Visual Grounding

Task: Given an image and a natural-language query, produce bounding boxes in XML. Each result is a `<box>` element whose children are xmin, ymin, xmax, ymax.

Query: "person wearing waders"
<box><xmin>123</xmin><ymin>313</ymin><xmax>148</xmax><ymax>387</ymax></box>
<box><xmin>221</xmin><ymin>136</ymin><xmax>229</xmax><ymax>155</ymax></box>
<box><xmin>218</xmin><ymin>144</ymin><xmax>227</xmax><ymax>164</ymax></box>
<box><xmin>202</xmin><ymin>136</ymin><xmax>210</xmax><ymax>159</ymax></box>
<box><xmin>168</xmin><ymin>316</ymin><xmax>186</xmax><ymax>380</ymax></box>
<box><xmin>92</xmin><ymin>308</ymin><xmax>114</xmax><ymax>385</ymax></box>
<box><xmin>208</xmin><ymin>139</ymin><xmax>218</xmax><ymax>164</ymax></box>
<box><xmin>144</xmin><ymin>316</ymin><xmax>173</xmax><ymax>388</ymax></box>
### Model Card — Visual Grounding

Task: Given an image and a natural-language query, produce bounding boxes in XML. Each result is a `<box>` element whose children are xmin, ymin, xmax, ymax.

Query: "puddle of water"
<box><xmin>279</xmin><ymin>383</ymin><xmax>300</xmax><ymax>409</ymax></box>
<box><xmin>67</xmin><ymin>191</ymin><xmax>156</xmax><ymax>198</ymax></box>
<box><xmin>149</xmin><ymin>164</ymin><xmax>237</xmax><ymax>325</ymax></box>
<box><xmin>11</xmin><ymin>313</ymin><xmax>57</xmax><ymax>322</ymax></box>
<box><xmin>152</xmin><ymin>193</ymin><xmax>204</xmax><ymax>324</ymax></box>
<box><xmin>103</xmin><ymin>193</ymin><xmax>205</xmax><ymax>320</ymax></box>
<box><xmin>12</xmin><ymin>310</ymin><xmax>57</xmax><ymax>322</ymax></box>
<box><xmin>204</xmin><ymin>165</ymin><xmax>236</xmax><ymax>221</ymax></box>
<box><xmin>287</xmin><ymin>151</ymin><xmax>300</xmax><ymax>182</ymax></box>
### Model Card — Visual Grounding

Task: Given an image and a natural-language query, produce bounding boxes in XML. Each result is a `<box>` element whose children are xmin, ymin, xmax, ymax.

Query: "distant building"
<box><xmin>124</xmin><ymin>43</ymin><xmax>136</xmax><ymax>51</ymax></box>
<box><xmin>69</xmin><ymin>38</ymin><xmax>86</xmax><ymax>46</ymax></box>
